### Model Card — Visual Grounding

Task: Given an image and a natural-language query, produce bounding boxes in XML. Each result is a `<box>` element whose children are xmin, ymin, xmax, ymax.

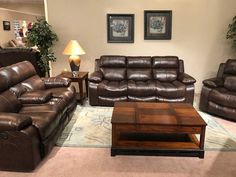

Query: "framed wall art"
<box><xmin>107</xmin><ymin>14</ymin><xmax>134</xmax><ymax>43</ymax></box>
<box><xmin>3</xmin><ymin>21</ymin><xmax>11</xmax><ymax>31</ymax></box>
<box><xmin>144</xmin><ymin>10</ymin><xmax>172</xmax><ymax>40</ymax></box>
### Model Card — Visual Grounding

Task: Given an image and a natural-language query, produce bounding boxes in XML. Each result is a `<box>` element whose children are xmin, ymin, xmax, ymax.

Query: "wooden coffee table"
<box><xmin>111</xmin><ymin>102</ymin><xmax>207</xmax><ymax>158</ymax></box>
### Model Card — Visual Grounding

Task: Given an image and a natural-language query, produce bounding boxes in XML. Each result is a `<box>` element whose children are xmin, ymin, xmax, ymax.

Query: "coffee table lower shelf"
<box><xmin>111</xmin><ymin>147</ymin><xmax>204</xmax><ymax>158</ymax></box>
<box><xmin>111</xmin><ymin>133</ymin><xmax>204</xmax><ymax>158</ymax></box>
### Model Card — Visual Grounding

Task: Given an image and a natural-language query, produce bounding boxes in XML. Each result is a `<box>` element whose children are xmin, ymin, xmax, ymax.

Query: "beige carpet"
<box><xmin>1</xmin><ymin>147</ymin><xmax>236</xmax><ymax>177</ymax></box>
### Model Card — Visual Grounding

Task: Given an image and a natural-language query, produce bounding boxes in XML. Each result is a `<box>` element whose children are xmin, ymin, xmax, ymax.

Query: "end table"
<box><xmin>57</xmin><ymin>71</ymin><xmax>89</xmax><ymax>105</ymax></box>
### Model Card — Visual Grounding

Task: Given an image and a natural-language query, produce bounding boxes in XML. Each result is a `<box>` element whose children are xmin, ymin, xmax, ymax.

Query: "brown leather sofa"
<box><xmin>0</xmin><ymin>48</ymin><xmax>45</xmax><ymax>77</ymax></box>
<box><xmin>89</xmin><ymin>55</ymin><xmax>196</xmax><ymax>106</ymax></box>
<box><xmin>0</xmin><ymin>61</ymin><xmax>77</xmax><ymax>171</ymax></box>
<box><xmin>199</xmin><ymin>59</ymin><xmax>236</xmax><ymax>121</ymax></box>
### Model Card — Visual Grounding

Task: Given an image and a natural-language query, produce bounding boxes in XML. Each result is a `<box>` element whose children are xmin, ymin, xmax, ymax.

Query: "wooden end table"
<box><xmin>111</xmin><ymin>102</ymin><xmax>207</xmax><ymax>158</ymax></box>
<box><xmin>58</xmin><ymin>71</ymin><xmax>89</xmax><ymax>105</ymax></box>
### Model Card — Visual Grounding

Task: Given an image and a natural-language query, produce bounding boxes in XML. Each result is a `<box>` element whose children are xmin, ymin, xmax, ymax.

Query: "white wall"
<box><xmin>46</xmin><ymin>0</ymin><xmax>236</xmax><ymax>93</ymax></box>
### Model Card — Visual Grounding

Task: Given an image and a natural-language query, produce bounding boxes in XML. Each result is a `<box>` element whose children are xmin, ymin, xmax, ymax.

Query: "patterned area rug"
<box><xmin>56</xmin><ymin>102</ymin><xmax>236</xmax><ymax>151</ymax></box>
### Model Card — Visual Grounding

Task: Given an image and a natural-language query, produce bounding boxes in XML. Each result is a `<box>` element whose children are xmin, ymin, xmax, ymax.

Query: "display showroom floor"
<box><xmin>0</xmin><ymin>96</ymin><xmax>236</xmax><ymax>177</ymax></box>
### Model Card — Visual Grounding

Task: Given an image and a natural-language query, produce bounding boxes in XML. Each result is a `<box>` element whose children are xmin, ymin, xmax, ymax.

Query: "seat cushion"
<box><xmin>128</xmin><ymin>80</ymin><xmax>156</xmax><ymax>97</ymax></box>
<box><xmin>20</xmin><ymin>111</ymin><xmax>60</xmax><ymax>140</ymax></box>
<box><xmin>156</xmin><ymin>81</ymin><xmax>186</xmax><ymax>98</ymax></box>
<box><xmin>98</xmin><ymin>80</ymin><xmax>127</xmax><ymax>97</ymax></box>
<box><xmin>45</xmin><ymin>85</ymin><xmax>76</xmax><ymax>103</ymax></box>
<box><xmin>209</xmin><ymin>88</ymin><xmax>236</xmax><ymax>109</ymax></box>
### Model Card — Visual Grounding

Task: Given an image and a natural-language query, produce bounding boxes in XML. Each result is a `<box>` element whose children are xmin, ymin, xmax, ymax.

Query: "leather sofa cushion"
<box><xmin>128</xmin><ymin>80</ymin><xmax>156</xmax><ymax>97</ymax></box>
<box><xmin>20</xmin><ymin>111</ymin><xmax>60</xmax><ymax>140</ymax></box>
<box><xmin>0</xmin><ymin>113</ymin><xmax>32</xmax><ymax>131</ymax></box>
<box><xmin>98</xmin><ymin>80</ymin><xmax>127</xmax><ymax>97</ymax></box>
<box><xmin>19</xmin><ymin>91</ymin><xmax>52</xmax><ymax>104</ymax></box>
<box><xmin>0</xmin><ymin>90</ymin><xmax>22</xmax><ymax>113</ymax></box>
<box><xmin>9</xmin><ymin>83</ymin><xmax>27</xmax><ymax>97</ymax></box>
<box><xmin>156</xmin><ymin>81</ymin><xmax>186</xmax><ymax>98</ymax></box>
<box><xmin>98</xmin><ymin>96</ymin><xmax>127</xmax><ymax>106</ymax></box>
<box><xmin>153</xmin><ymin>69</ymin><xmax>178</xmax><ymax>82</ymax></box>
<box><xmin>45</xmin><ymin>85</ymin><xmax>76</xmax><ymax>103</ymax></box>
<box><xmin>101</xmin><ymin>68</ymin><xmax>126</xmax><ymax>81</ymax></box>
<box><xmin>127</xmin><ymin>69</ymin><xmax>152</xmax><ymax>81</ymax></box>
<box><xmin>224</xmin><ymin>59</ymin><xmax>236</xmax><ymax>75</ymax></box>
<box><xmin>21</xmin><ymin>75</ymin><xmax>45</xmax><ymax>91</ymax></box>
<box><xmin>127</xmin><ymin>57</ymin><xmax>151</xmax><ymax>68</ymax></box>
<box><xmin>224</xmin><ymin>76</ymin><xmax>236</xmax><ymax>92</ymax></box>
<box><xmin>0</xmin><ymin>73</ymin><xmax>9</xmax><ymax>92</ymax></box>
<box><xmin>100</xmin><ymin>55</ymin><xmax>126</xmax><ymax>67</ymax></box>
<box><xmin>128</xmin><ymin>96</ymin><xmax>156</xmax><ymax>102</ymax></box>
<box><xmin>209</xmin><ymin>88</ymin><xmax>236</xmax><ymax>109</ymax></box>
<box><xmin>152</xmin><ymin>56</ymin><xmax>179</xmax><ymax>68</ymax></box>
<box><xmin>11</xmin><ymin>61</ymin><xmax>36</xmax><ymax>81</ymax></box>
<box><xmin>0</xmin><ymin>67</ymin><xmax>20</xmax><ymax>87</ymax></box>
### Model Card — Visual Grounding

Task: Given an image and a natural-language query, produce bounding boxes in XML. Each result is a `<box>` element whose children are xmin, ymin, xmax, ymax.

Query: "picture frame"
<box><xmin>144</xmin><ymin>10</ymin><xmax>172</xmax><ymax>40</ymax></box>
<box><xmin>107</xmin><ymin>14</ymin><xmax>134</xmax><ymax>43</ymax></box>
<box><xmin>3</xmin><ymin>21</ymin><xmax>11</xmax><ymax>31</ymax></box>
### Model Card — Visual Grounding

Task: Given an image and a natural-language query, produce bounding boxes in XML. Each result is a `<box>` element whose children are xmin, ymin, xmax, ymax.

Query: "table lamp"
<box><xmin>63</xmin><ymin>40</ymin><xmax>85</xmax><ymax>74</ymax></box>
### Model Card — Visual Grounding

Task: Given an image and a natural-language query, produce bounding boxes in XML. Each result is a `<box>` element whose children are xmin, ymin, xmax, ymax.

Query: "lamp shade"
<box><xmin>63</xmin><ymin>40</ymin><xmax>85</xmax><ymax>56</ymax></box>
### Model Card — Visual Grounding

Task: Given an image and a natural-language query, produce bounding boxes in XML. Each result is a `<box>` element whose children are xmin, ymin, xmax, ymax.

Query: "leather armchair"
<box><xmin>199</xmin><ymin>59</ymin><xmax>236</xmax><ymax>121</ymax></box>
<box><xmin>0</xmin><ymin>61</ymin><xmax>77</xmax><ymax>171</ymax></box>
<box><xmin>89</xmin><ymin>55</ymin><xmax>196</xmax><ymax>106</ymax></box>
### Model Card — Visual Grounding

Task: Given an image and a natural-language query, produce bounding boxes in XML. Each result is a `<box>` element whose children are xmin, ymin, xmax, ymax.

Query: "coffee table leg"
<box><xmin>199</xmin><ymin>126</ymin><xmax>206</xmax><ymax>159</ymax></box>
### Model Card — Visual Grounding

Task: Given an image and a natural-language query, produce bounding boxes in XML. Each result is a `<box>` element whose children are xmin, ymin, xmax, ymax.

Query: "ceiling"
<box><xmin>0</xmin><ymin>0</ymin><xmax>43</xmax><ymax>4</ymax></box>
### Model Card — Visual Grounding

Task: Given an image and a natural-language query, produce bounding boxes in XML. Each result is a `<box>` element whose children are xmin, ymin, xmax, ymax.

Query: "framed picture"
<box><xmin>3</xmin><ymin>21</ymin><xmax>11</xmax><ymax>31</ymax></box>
<box><xmin>144</xmin><ymin>10</ymin><xmax>172</xmax><ymax>40</ymax></box>
<box><xmin>107</xmin><ymin>14</ymin><xmax>134</xmax><ymax>43</ymax></box>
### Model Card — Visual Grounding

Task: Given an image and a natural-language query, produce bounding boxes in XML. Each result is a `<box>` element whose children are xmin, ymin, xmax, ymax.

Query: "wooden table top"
<box><xmin>58</xmin><ymin>71</ymin><xmax>88</xmax><ymax>79</ymax></box>
<box><xmin>111</xmin><ymin>102</ymin><xmax>207</xmax><ymax>126</ymax></box>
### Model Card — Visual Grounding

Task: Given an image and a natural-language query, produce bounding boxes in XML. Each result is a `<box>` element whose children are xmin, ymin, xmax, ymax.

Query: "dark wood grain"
<box><xmin>111</xmin><ymin>102</ymin><xmax>207</xmax><ymax>158</ymax></box>
<box><xmin>57</xmin><ymin>71</ymin><xmax>89</xmax><ymax>104</ymax></box>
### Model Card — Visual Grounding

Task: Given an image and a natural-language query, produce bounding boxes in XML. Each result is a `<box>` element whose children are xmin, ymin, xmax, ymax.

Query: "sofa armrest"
<box><xmin>202</xmin><ymin>77</ymin><xmax>223</xmax><ymax>88</ymax></box>
<box><xmin>42</xmin><ymin>77</ymin><xmax>71</xmax><ymax>88</ymax></box>
<box><xmin>0</xmin><ymin>113</ymin><xmax>32</xmax><ymax>132</ymax></box>
<box><xmin>88</xmin><ymin>71</ymin><xmax>103</xmax><ymax>83</ymax></box>
<box><xmin>178</xmin><ymin>73</ymin><xmax>196</xmax><ymax>84</ymax></box>
<box><xmin>18</xmin><ymin>91</ymin><xmax>52</xmax><ymax>104</ymax></box>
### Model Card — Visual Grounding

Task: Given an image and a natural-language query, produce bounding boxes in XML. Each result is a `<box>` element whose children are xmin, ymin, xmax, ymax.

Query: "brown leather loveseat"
<box><xmin>0</xmin><ymin>61</ymin><xmax>77</xmax><ymax>171</ymax></box>
<box><xmin>199</xmin><ymin>59</ymin><xmax>236</xmax><ymax>121</ymax></box>
<box><xmin>89</xmin><ymin>55</ymin><xmax>196</xmax><ymax>106</ymax></box>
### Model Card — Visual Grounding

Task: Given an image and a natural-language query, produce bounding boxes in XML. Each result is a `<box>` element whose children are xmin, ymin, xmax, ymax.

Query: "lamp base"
<box><xmin>69</xmin><ymin>60</ymin><xmax>80</xmax><ymax>72</ymax></box>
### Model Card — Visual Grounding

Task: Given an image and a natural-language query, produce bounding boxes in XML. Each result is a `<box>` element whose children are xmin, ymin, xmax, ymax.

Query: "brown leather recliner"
<box><xmin>199</xmin><ymin>59</ymin><xmax>236</xmax><ymax>121</ymax></box>
<box><xmin>89</xmin><ymin>55</ymin><xmax>196</xmax><ymax>106</ymax></box>
<box><xmin>0</xmin><ymin>61</ymin><xmax>77</xmax><ymax>171</ymax></box>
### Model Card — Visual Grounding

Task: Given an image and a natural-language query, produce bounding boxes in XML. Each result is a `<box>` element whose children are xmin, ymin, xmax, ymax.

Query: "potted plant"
<box><xmin>27</xmin><ymin>18</ymin><xmax>58</xmax><ymax>76</ymax></box>
<box><xmin>226</xmin><ymin>16</ymin><xmax>236</xmax><ymax>49</ymax></box>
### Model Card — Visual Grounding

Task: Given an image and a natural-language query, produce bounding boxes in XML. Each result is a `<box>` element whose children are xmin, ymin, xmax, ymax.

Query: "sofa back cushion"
<box><xmin>224</xmin><ymin>76</ymin><xmax>236</xmax><ymax>92</ymax></box>
<box><xmin>127</xmin><ymin>57</ymin><xmax>152</xmax><ymax>81</ymax></box>
<box><xmin>100</xmin><ymin>55</ymin><xmax>126</xmax><ymax>81</ymax></box>
<box><xmin>224</xmin><ymin>59</ymin><xmax>236</xmax><ymax>75</ymax></box>
<box><xmin>152</xmin><ymin>56</ymin><xmax>179</xmax><ymax>82</ymax></box>
<box><xmin>100</xmin><ymin>55</ymin><xmax>126</xmax><ymax>67</ymax></box>
<box><xmin>0</xmin><ymin>67</ymin><xmax>20</xmax><ymax>87</ymax></box>
<box><xmin>11</xmin><ymin>61</ymin><xmax>37</xmax><ymax>81</ymax></box>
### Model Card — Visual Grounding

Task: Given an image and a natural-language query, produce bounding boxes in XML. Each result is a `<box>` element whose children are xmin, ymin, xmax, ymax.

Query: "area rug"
<box><xmin>56</xmin><ymin>102</ymin><xmax>236</xmax><ymax>151</ymax></box>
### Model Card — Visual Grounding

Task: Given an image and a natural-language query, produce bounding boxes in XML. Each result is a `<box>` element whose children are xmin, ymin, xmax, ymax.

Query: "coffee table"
<box><xmin>111</xmin><ymin>102</ymin><xmax>207</xmax><ymax>158</ymax></box>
